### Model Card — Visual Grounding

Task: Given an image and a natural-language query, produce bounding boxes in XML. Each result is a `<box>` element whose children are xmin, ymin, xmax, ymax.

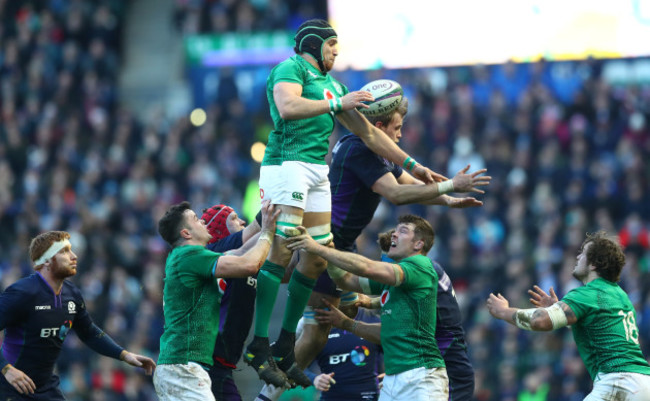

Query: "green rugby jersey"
<box><xmin>158</xmin><ymin>245</ymin><xmax>223</xmax><ymax>366</ymax></box>
<box><xmin>263</xmin><ymin>55</ymin><xmax>349</xmax><ymax>166</ymax></box>
<box><xmin>368</xmin><ymin>254</ymin><xmax>445</xmax><ymax>375</ymax></box>
<box><xmin>562</xmin><ymin>278</ymin><xmax>650</xmax><ymax>380</ymax></box>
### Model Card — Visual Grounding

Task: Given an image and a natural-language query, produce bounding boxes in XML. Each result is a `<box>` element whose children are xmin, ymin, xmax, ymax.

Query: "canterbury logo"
<box><xmin>291</xmin><ymin>192</ymin><xmax>304</xmax><ymax>201</ymax></box>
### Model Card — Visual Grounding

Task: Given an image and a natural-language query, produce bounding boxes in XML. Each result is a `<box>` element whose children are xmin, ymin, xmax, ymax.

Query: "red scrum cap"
<box><xmin>201</xmin><ymin>204</ymin><xmax>234</xmax><ymax>244</ymax></box>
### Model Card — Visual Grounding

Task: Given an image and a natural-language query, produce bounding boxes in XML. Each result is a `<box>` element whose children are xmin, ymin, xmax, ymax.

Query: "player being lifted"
<box><xmin>258</xmin><ymin>94</ymin><xmax>488</xmax><ymax>398</ymax></box>
<box><xmin>245</xmin><ymin>18</ymin><xmax>447</xmax><ymax>387</ymax></box>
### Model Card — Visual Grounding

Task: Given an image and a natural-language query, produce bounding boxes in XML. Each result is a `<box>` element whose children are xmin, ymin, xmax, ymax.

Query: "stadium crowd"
<box><xmin>1</xmin><ymin>1</ymin><xmax>650</xmax><ymax>400</ymax></box>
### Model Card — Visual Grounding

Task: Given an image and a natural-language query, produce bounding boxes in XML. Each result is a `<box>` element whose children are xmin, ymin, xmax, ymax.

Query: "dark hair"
<box><xmin>581</xmin><ymin>230</ymin><xmax>625</xmax><ymax>282</ymax></box>
<box><xmin>366</xmin><ymin>97</ymin><xmax>409</xmax><ymax>126</ymax></box>
<box><xmin>29</xmin><ymin>231</ymin><xmax>70</xmax><ymax>267</ymax></box>
<box><xmin>158</xmin><ymin>201</ymin><xmax>192</xmax><ymax>247</ymax></box>
<box><xmin>397</xmin><ymin>214</ymin><xmax>435</xmax><ymax>254</ymax></box>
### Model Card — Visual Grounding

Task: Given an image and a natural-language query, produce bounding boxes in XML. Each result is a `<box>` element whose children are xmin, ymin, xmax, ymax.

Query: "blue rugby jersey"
<box><xmin>310</xmin><ymin>309</ymin><xmax>382</xmax><ymax>401</ymax></box>
<box><xmin>329</xmin><ymin>134</ymin><xmax>403</xmax><ymax>251</ymax></box>
<box><xmin>207</xmin><ymin>230</ymin><xmax>257</xmax><ymax>367</ymax></box>
<box><xmin>0</xmin><ymin>273</ymin><xmax>123</xmax><ymax>391</ymax></box>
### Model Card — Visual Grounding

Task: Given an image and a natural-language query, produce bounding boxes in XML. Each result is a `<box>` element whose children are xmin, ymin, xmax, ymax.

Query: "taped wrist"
<box><xmin>258</xmin><ymin>230</ymin><xmax>274</xmax><ymax>244</ymax></box>
<box><xmin>436</xmin><ymin>180</ymin><xmax>454</xmax><ymax>195</ymax></box>
<box><xmin>255</xmin><ymin>210</ymin><xmax>262</xmax><ymax>226</ymax></box>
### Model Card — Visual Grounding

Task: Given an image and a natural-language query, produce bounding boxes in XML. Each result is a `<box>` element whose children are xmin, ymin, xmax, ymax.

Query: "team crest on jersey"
<box><xmin>68</xmin><ymin>301</ymin><xmax>76</xmax><ymax>314</ymax></box>
<box><xmin>217</xmin><ymin>278</ymin><xmax>227</xmax><ymax>295</ymax></box>
<box><xmin>380</xmin><ymin>290</ymin><xmax>390</xmax><ymax>306</ymax></box>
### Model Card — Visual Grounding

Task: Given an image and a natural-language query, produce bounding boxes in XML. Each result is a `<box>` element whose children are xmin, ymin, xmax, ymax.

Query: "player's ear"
<box><xmin>414</xmin><ymin>239</ymin><xmax>424</xmax><ymax>251</ymax></box>
<box><xmin>375</xmin><ymin>121</ymin><xmax>384</xmax><ymax>129</ymax></box>
<box><xmin>179</xmin><ymin>227</ymin><xmax>191</xmax><ymax>240</ymax></box>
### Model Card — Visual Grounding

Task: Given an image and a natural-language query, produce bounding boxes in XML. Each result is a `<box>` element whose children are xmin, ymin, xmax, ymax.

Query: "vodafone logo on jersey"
<box><xmin>217</xmin><ymin>278</ymin><xmax>227</xmax><ymax>295</ymax></box>
<box><xmin>323</xmin><ymin>89</ymin><xmax>335</xmax><ymax>100</ymax></box>
<box><xmin>380</xmin><ymin>290</ymin><xmax>390</xmax><ymax>306</ymax></box>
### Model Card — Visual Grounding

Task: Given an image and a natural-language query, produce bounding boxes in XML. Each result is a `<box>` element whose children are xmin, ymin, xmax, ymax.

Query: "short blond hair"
<box><xmin>29</xmin><ymin>231</ymin><xmax>71</xmax><ymax>267</ymax></box>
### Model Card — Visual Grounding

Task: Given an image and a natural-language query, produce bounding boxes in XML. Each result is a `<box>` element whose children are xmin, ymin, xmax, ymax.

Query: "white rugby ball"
<box><xmin>358</xmin><ymin>79</ymin><xmax>404</xmax><ymax>117</ymax></box>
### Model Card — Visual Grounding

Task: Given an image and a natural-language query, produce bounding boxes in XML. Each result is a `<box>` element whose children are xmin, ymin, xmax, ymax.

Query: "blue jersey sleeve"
<box><xmin>207</xmin><ymin>230</ymin><xmax>244</xmax><ymax>253</ymax></box>
<box><xmin>71</xmin><ymin>287</ymin><xmax>123</xmax><ymax>360</ymax></box>
<box><xmin>345</xmin><ymin>142</ymin><xmax>403</xmax><ymax>189</ymax></box>
<box><xmin>0</xmin><ymin>284</ymin><xmax>30</xmax><ymax>368</ymax></box>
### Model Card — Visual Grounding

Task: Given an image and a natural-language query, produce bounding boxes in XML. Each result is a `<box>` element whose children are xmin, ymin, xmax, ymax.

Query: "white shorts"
<box><xmin>153</xmin><ymin>362</ymin><xmax>215</xmax><ymax>401</ymax></box>
<box><xmin>379</xmin><ymin>366</ymin><xmax>449</xmax><ymax>401</ymax></box>
<box><xmin>585</xmin><ymin>372</ymin><xmax>650</xmax><ymax>401</ymax></box>
<box><xmin>259</xmin><ymin>161</ymin><xmax>331</xmax><ymax>213</ymax></box>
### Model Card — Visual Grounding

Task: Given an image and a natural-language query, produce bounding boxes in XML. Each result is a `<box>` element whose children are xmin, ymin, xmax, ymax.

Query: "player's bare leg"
<box><xmin>295</xmin><ymin>291</ymin><xmax>341</xmax><ymax>369</ymax></box>
<box><xmin>269</xmin><ymin>211</ymin><xmax>330</xmax><ymax>387</ymax></box>
<box><xmin>244</xmin><ymin>205</ymin><xmax>302</xmax><ymax>388</ymax></box>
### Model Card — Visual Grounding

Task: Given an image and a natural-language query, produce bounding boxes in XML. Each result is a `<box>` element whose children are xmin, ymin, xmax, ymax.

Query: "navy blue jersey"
<box><xmin>0</xmin><ymin>274</ymin><xmax>123</xmax><ymax>391</ymax></box>
<box><xmin>206</xmin><ymin>230</ymin><xmax>257</xmax><ymax>369</ymax></box>
<box><xmin>330</xmin><ymin>134</ymin><xmax>403</xmax><ymax>250</ymax></box>
<box><xmin>311</xmin><ymin>309</ymin><xmax>382</xmax><ymax>401</ymax></box>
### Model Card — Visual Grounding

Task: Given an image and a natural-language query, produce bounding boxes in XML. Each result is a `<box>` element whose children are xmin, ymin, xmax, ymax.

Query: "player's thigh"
<box><xmin>379</xmin><ymin>367</ymin><xmax>448</xmax><ymax>401</ymax></box>
<box><xmin>154</xmin><ymin>363</ymin><xmax>216</xmax><ymax>401</ymax></box>
<box><xmin>586</xmin><ymin>372</ymin><xmax>650</xmax><ymax>401</ymax></box>
<box><xmin>259</xmin><ymin>162</ymin><xmax>330</xmax><ymax>213</ymax></box>
<box><xmin>266</xmin><ymin>204</ymin><xmax>303</xmax><ymax>264</ymax></box>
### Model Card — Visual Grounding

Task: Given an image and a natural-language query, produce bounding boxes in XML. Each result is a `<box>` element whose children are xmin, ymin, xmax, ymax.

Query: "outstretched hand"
<box><xmin>413</xmin><ymin>164</ymin><xmax>446</xmax><ymax>184</ymax></box>
<box><xmin>528</xmin><ymin>285</ymin><xmax>558</xmax><ymax>308</ymax></box>
<box><xmin>341</xmin><ymin>91</ymin><xmax>374</xmax><ymax>111</ymax></box>
<box><xmin>315</xmin><ymin>298</ymin><xmax>353</xmax><ymax>330</ymax></box>
<box><xmin>451</xmin><ymin>165</ymin><xmax>491</xmax><ymax>194</ymax></box>
<box><xmin>486</xmin><ymin>293</ymin><xmax>510</xmax><ymax>320</ymax></box>
<box><xmin>260</xmin><ymin>199</ymin><xmax>281</xmax><ymax>234</ymax></box>
<box><xmin>121</xmin><ymin>351</ymin><xmax>156</xmax><ymax>375</ymax></box>
<box><xmin>285</xmin><ymin>226</ymin><xmax>320</xmax><ymax>253</ymax></box>
<box><xmin>446</xmin><ymin>196</ymin><xmax>483</xmax><ymax>209</ymax></box>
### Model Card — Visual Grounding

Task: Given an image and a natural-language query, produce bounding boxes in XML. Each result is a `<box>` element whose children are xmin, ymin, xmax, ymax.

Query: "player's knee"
<box><xmin>275</xmin><ymin>213</ymin><xmax>303</xmax><ymax>238</ymax></box>
<box><xmin>306</xmin><ymin>224</ymin><xmax>333</xmax><ymax>246</ymax></box>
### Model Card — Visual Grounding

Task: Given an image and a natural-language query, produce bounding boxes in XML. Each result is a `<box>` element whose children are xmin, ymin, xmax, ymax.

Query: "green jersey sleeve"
<box><xmin>272</xmin><ymin>59</ymin><xmax>303</xmax><ymax>85</ymax></box>
<box><xmin>561</xmin><ymin>286</ymin><xmax>593</xmax><ymax>321</ymax></box>
<box><xmin>176</xmin><ymin>246</ymin><xmax>221</xmax><ymax>288</ymax></box>
<box><xmin>399</xmin><ymin>255</ymin><xmax>439</xmax><ymax>292</ymax></box>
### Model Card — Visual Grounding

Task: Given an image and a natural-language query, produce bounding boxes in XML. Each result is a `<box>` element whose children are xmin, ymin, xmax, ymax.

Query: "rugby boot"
<box><xmin>244</xmin><ymin>337</ymin><xmax>290</xmax><ymax>388</ymax></box>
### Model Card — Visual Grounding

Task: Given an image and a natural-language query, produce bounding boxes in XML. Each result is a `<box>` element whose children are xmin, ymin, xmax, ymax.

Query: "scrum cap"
<box><xmin>201</xmin><ymin>204</ymin><xmax>234</xmax><ymax>244</ymax></box>
<box><xmin>294</xmin><ymin>19</ymin><xmax>337</xmax><ymax>73</ymax></box>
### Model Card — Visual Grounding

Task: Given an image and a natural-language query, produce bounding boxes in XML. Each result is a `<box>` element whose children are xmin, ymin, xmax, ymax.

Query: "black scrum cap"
<box><xmin>294</xmin><ymin>19</ymin><xmax>337</xmax><ymax>73</ymax></box>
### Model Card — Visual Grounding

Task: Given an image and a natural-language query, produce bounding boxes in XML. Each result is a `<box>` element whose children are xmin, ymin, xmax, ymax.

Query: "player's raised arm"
<box><xmin>214</xmin><ymin>200</ymin><xmax>279</xmax><ymax>278</ymax></box>
<box><xmin>486</xmin><ymin>293</ymin><xmax>577</xmax><ymax>331</ymax></box>
<box><xmin>286</xmin><ymin>227</ymin><xmax>404</xmax><ymax>288</ymax></box>
<box><xmin>336</xmin><ymin>109</ymin><xmax>443</xmax><ymax>184</ymax></box>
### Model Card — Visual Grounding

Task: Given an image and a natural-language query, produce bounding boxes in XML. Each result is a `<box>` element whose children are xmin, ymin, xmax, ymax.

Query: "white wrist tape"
<box><xmin>546</xmin><ymin>303</ymin><xmax>568</xmax><ymax>329</ymax></box>
<box><xmin>514</xmin><ymin>308</ymin><xmax>535</xmax><ymax>330</ymax></box>
<box><xmin>436</xmin><ymin>180</ymin><xmax>454</xmax><ymax>195</ymax></box>
<box><xmin>258</xmin><ymin>231</ymin><xmax>274</xmax><ymax>244</ymax></box>
<box><xmin>359</xmin><ymin>277</ymin><xmax>371</xmax><ymax>294</ymax></box>
<box><xmin>34</xmin><ymin>239</ymin><xmax>70</xmax><ymax>266</ymax></box>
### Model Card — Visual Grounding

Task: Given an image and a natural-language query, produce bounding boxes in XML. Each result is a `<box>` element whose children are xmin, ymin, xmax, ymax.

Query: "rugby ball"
<box><xmin>358</xmin><ymin>79</ymin><xmax>404</xmax><ymax>117</ymax></box>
